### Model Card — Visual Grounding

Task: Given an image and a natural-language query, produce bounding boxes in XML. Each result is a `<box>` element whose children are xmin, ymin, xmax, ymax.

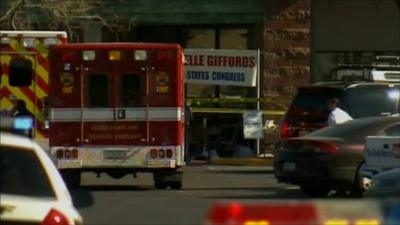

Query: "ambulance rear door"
<box><xmin>81</xmin><ymin>49</ymin><xmax>149</xmax><ymax>147</ymax></box>
<box><xmin>112</xmin><ymin>50</ymin><xmax>149</xmax><ymax>146</ymax></box>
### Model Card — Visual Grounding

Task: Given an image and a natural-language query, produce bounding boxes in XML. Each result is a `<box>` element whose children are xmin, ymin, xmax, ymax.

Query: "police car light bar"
<box><xmin>0</xmin><ymin>117</ymin><xmax>33</xmax><ymax>131</ymax></box>
<box><xmin>14</xmin><ymin>117</ymin><xmax>33</xmax><ymax>130</ymax></box>
<box><xmin>206</xmin><ymin>199</ymin><xmax>398</xmax><ymax>225</ymax></box>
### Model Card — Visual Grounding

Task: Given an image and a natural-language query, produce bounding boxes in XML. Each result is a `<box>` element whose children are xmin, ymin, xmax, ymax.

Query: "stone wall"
<box><xmin>263</xmin><ymin>0</ymin><xmax>311</xmax><ymax>111</ymax></box>
<box><xmin>262</xmin><ymin>0</ymin><xmax>311</xmax><ymax>153</ymax></box>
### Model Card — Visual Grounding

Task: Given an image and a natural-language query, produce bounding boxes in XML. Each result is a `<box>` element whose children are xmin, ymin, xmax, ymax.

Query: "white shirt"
<box><xmin>327</xmin><ymin>107</ymin><xmax>353</xmax><ymax>126</ymax></box>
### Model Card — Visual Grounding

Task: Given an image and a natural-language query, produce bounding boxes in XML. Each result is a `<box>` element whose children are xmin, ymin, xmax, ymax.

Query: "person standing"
<box><xmin>184</xmin><ymin>103</ymin><xmax>192</xmax><ymax>162</ymax></box>
<box><xmin>326</xmin><ymin>98</ymin><xmax>353</xmax><ymax>126</ymax></box>
<box><xmin>1</xmin><ymin>94</ymin><xmax>18</xmax><ymax>117</ymax></box>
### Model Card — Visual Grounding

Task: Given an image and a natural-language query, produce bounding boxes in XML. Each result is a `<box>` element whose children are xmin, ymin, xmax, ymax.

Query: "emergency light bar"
<box><xmin>135</xmin><ymin>50</ymin><xmax>147</xmax><ymax>61</ymax></box>
<box><xmin>206</xmin><ymin>199</ymin><xmax>399</xmax><ymax>225</ymax></box>
<box><xmin>83</xmin><ymin>50</ymin><xmax>96</xmax><ymax>61</ymax></box>
<box><xmin>109</xmin><ymin>50</ymin><xmax>121</xmax><ymax>61</ymax></box>
<box><xmin>0</xmin><ymin>117</ymin><xmax>33</xmax><ymax>131</ymax></box>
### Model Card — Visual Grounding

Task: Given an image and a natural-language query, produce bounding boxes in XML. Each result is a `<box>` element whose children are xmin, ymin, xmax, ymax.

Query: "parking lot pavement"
<box><xmin>187</xmin><ymin>157</ymin><xmax>273</xmax><ymax>166</ymax></box>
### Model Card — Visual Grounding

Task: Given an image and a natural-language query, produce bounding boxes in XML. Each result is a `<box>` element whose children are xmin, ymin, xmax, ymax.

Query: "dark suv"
<box><xmin>279</xmin><ymin>82</ymin><xmax>400</xmax><ymax>140</ymax></box>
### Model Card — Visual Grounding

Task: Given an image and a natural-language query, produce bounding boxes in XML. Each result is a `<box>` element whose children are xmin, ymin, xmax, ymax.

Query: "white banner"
<box><xmin>184</xmin><ymin>49</ymin><xmax>259</xmax><ymax>87</ymax></box>
<box><xmin>243</xmin><ymin>111</ymin><xmax>264</xmax><ymax>139</ymax></box>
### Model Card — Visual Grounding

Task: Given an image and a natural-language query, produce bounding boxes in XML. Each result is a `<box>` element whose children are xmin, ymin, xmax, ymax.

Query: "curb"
<box><xmin>209</xmin><ymin>157</ymin><xmax>273</xmax><ymax>166</ymax></box>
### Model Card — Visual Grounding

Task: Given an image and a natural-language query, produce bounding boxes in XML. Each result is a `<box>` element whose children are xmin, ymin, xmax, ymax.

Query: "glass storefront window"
<box><xmin>219</xmin><ymin>29</ymin><xmax>251</xmax><ymax>107</ymax></box>
<box><xmin>185</xmin><ymin>29</ymin><xmax>217</xmax><ymax>102</ymax></box>
<box><xmin>187</xmin><ymin>84</ymin><xmax>216</xmax><ymax>98</ymax></box>
<box><xmin>220</xmin><ymin>29</ymin><xmax>247</xmax><ymax>49</ymax></box>
<box><xmin>184</xmin><ymin>29</ymin><xmax>215</xmax><ymax>49</ymax></box>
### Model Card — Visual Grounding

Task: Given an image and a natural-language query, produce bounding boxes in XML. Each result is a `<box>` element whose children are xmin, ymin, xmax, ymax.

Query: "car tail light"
<box><xmin>159</xmin><ymin>149</ymin><xmax>165</xmax><ymax>158</ymax></box>
<box><xmin>280</xmin><ymin>120</ymin><xmax>292</xmax><ymax>139</ymax></box>
<box><xmin>42</xmin><ymin>208</ymin><xmax>69</xmax><ymax>225</ymax></box>
<box><xmin>72</xmin><ymin>149</ymin><xmax>78</xmax><ymax>159</ymax></box>
<box><xmin>166</xmin><ymin>149</ymin><xmax>173</xmax><ymax>158</ymax></box>
<box><xmin>150</xmin><ymin>149</ymin><xmax>158</xmax><ymax>159</ymax></box>
<box><xmin>56</xmin><ymin>150</ymin><xmax>64</xmax><ymax>159</ymax></box>
<box><xmin>309</xmin><ymin>141</ymin><xmax>338</xmax><ymax>155</ymax></box>
<box><xmin>289</xmin><ymin>140</ymin><xmax>338</xmax><ymax>155</ymax></box>
<box><xmin>283</xmin><ymin>140</ymin><xmax>339</xmax><ymax>155</ymax></box>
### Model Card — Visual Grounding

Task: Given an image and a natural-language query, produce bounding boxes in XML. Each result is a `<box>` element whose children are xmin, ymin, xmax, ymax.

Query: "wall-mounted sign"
<box><xmin>184</xmin><ymin>49</ymin><xmax>259</xmax><ymax>87</ymax></box>
<box><xmin>243</xmin><ymin>111</ymin><xmax>264</xmax><ymax>139</ymax></box>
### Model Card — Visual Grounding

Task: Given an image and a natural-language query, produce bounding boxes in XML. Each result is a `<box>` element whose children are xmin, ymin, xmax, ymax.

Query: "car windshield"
<box><xmin>343</xmin><ymin>86</ymin><xmax>400</xmax><ymax>118</ymax></box>
<box><xmin>0</xmin><ymin>146</ymin><xmax>56</xmax><ymax>198</ymax></box>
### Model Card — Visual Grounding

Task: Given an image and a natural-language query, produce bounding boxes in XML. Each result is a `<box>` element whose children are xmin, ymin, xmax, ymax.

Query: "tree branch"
<box><xmin>0</xmin><ymin>0</ymin><xmax>25</xmax><ymax>24</ymax></box>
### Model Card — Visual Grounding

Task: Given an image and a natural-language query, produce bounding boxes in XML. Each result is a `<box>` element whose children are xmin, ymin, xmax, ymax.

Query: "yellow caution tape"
<box><xmin>191</xmin><ymin>107</ymin><xmax>285</xmax><ymax>115</ymax></box>
<box><xmin>187</xmin><ymin>97</ymin><xmax>262</xmax><ymax>104</ymax></box>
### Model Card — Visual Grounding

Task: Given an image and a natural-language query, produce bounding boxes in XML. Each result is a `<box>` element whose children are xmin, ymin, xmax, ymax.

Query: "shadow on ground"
<box><xmin>204</xmin><ymin>169</ymin><xmax>274</xmax><ymax>175</ymax></box>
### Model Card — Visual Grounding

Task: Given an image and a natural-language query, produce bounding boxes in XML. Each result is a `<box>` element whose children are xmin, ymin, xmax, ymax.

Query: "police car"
<box><xmin>358</xmin><ymin>121</ymin><xmax>400</xmax><ymax>191</ymax></box>
<box><xmin>1</xmin><ymin>117</ymin><xmax>83</xmax><ymax>225</ymax></box>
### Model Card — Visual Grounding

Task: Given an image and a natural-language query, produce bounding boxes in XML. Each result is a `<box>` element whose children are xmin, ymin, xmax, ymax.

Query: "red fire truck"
<box><xmin>48</xmin><ymin>43</ymin><xmax>185</xmax><ymax>189</ymax></box>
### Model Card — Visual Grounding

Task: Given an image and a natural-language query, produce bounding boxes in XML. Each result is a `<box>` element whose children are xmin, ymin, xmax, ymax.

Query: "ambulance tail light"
<box><xmin>42</xmin><ymin>208</ymin><xmax>69</xmax><ymax>225</ymax></box>
<box><xmin>150</xmin><ymin>149</ymin><xmax>158</xmax><ymax>159</ymax></box>
<box><xmin>166</xmin><ymin>149</ymin><xmax>173</xmax><ymax>158</ymax></box>
<box><xmin>64</xmin><ymin>149</ymin><xmax>71</xmax><ymax>159</ymax></box>
<box><xmin>71</xmin><ymin>149</ymin><xmax>78</xmax><ymax>159</ymax></box>
<box><xmin>56</xmin><ymin>149</ymin><xmax>64</xmax><ymax>159</ymax></box>
<box><xmin>149</xmin><ymin>148</ymin><xmax>175</xmax><ymax>159</ymax></box>
<box><xmin>159</xmin><ymin>149</ymin><xmax>165</xmax><ymax>158</ymax></box>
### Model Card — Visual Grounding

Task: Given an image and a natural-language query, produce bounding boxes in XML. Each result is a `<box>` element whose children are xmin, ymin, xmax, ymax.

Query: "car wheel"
<box><xmin>153</xmin><ymin>170</ymin><xmax>182</xmax><ymax>190</ymax></box>
<box><xmin>154</xmin><ymin>182</ymin><xmax>168</xmax><ymax>190</ymax></box>
<box><xmin>170</xmin><ymin>182</ymin><xmax>182</xmax><ymax>190</ymax></box>
<box><xmin>61</xmin><ymin>170</ymin><xmax>81</xmax><ymax>189</ymax></box>
<box><xmin>300</xmin><ymin>185</ymin><xmax>330</xmax><ymax>197</ymax></box>
<box><xmin>352</xmin><ymin>162</ymin><xmax>368</xmax><ymax>197</ymax></box>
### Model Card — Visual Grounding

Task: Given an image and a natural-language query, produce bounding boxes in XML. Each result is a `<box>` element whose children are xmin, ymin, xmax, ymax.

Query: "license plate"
<box><xmin>283</xmin><ymin>162</ymin><xmax>296</xmax><ymax>171</ymax></box>
<box><xmin>104</xmin><ymin>150</ymin><xmax>127</xmax><ymax>159</ymax></box>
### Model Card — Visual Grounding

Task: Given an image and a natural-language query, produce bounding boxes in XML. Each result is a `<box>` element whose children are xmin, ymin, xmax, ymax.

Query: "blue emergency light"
<box><xmin>13</xmin><ymin>117</ymin><xmax>33</xmax><ymax>130</ymax></box>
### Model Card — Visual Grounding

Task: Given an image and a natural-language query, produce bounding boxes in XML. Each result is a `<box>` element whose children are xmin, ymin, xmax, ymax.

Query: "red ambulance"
<box><xmin>48</xmin><ymin>43</ymin><xmax>185</xmax><ymax>189</ymax></box>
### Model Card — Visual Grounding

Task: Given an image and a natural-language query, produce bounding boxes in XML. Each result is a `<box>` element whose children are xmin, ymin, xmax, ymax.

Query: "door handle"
<box><xmin>117</xmin><ymin>109</ymin><xmax>126</xmax><ymax>119</ymax></box>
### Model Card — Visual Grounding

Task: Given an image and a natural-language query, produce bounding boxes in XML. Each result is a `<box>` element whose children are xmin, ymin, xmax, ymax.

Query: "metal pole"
<box><xmin>256</xmin><ymin>49</ymin><xmax>261</xmax><ymax>156</ymax></box>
